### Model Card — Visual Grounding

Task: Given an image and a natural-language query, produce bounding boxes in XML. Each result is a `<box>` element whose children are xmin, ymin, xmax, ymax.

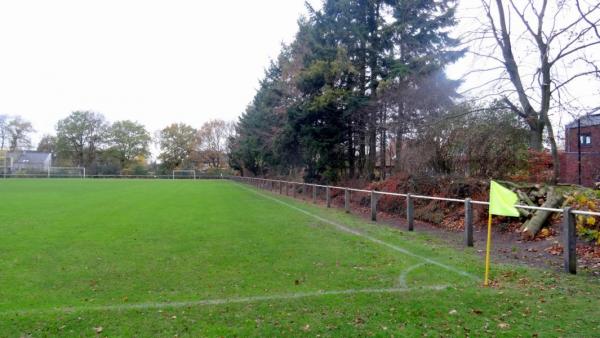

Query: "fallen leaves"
<box><xmin>545</xmin><ymin>244</ymin><xmax>563</xmax><ymax>256</ymax></box>
<box><xmin>498</xmin><ymin>322</ymin><xmax>510</xmax><ymax>329</ymax></box>
<box><xmin>538</xmin><ymin>228</ymin><xmax>551</xmax><ymax>238</ymax></box>
<box><xmin>354</xmin><ymin>316</ymin><xmax>365</xmax><ymax>325</ymax></box>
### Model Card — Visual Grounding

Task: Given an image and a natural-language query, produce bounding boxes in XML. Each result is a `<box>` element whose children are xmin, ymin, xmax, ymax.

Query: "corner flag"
<box><xmin>489</xmin><ymin>181</ymin><xmax>520</xmax><ymax>217</ymax></box>
<box><xmin>484</xmin><ymin>181</ymin><xmax>520</xmax><ymax>286</ymax></box>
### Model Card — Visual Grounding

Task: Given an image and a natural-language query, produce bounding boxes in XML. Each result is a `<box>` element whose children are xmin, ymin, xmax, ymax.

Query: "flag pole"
<box><xmin>484</xmin><ymin>212</ymin><xmax>493</xmax><ymax>286</ymax></box>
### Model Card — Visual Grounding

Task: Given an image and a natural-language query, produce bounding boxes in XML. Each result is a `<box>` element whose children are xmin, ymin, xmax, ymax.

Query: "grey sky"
<box><xmin>0</xmin><ymin>0</ymin><xmax>319</xmax><ymax>144</ymax></box>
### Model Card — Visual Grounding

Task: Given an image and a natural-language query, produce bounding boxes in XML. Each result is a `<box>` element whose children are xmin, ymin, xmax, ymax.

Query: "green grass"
<box><xmin>0</xmin><ymin>179</ymin><xmax>599</xmax><ymax>336</ymax></box>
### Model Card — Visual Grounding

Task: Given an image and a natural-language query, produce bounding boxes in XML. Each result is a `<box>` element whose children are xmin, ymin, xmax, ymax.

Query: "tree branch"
<box><xmin>552</xmin><ymin>70</ymin><xmax>600</xmax><ymax>94</ymax></box>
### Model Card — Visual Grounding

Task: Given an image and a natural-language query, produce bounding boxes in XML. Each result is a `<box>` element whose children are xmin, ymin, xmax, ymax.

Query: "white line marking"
<box><xmin>397</xmin><ymin>263</ymin><xmax>427</xmax><ymax>288</ymax></box>
<box><xmin>1</xmin><ymin>285</ymin><xmax>450</xmax><ymax>315</ymax></box>
<box><xmin>1</xmin><ymin>182</ymin><xmax>472</xmax><ymax>316</ymax></box>
<box><xmin>235</xmin><ymin>182</ymin><xmax>478</xmax><ymax>280</ymax></box>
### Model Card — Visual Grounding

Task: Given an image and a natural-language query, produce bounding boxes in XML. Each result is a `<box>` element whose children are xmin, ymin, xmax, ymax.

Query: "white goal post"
<box><xmin>172</xmin><ymin>169</ymin><xmax>196</xmax><ymax>180</ymax></box>
<box><xmin>0</xmin><ymin>151</ymin><xmax>8</xmax><ymax>179</ymax></box>
<box><xmin>48</xmin><ymin>167</ymin><xmax>86</xmax><ymax>178</ymax></box>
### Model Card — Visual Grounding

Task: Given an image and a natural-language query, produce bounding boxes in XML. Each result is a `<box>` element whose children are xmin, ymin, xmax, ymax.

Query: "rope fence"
<box><xmin>232</xmin><ymin>176</ymin><xmax>600</xmax><ymax>275</ymax></box>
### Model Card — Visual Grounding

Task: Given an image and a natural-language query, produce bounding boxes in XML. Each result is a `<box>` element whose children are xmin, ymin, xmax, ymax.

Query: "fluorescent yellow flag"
<box><xmin>489</xmin><ymin>181</ymin><xmax>520</xmax><ymax>217</ymax></box>
<box><xmin>485</xmin><ymin>181</ymin><xmax>520</xmax><ymax>286</ymax></box>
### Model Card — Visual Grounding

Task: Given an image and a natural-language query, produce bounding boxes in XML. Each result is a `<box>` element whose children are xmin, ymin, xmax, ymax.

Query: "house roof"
<box><xmin>566</xmin><ymin>114</ymin><xmax>600</xmax><ymax>129</ymax></box>
<box><xmin>8</xmin><ymin>151</ymin><xmax>51</xmax><ymax>165</ymax></box>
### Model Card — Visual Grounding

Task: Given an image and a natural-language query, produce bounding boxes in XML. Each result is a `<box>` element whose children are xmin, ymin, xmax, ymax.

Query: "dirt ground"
<box><xmin>373</xmin><ymin>208</ymin><xmax>600</xmax><ymax>277</ymax></box>
<box><xmin>289</xmin><ymin>190</ymin><xmax>600</xmax><ymax>277</ymax></box>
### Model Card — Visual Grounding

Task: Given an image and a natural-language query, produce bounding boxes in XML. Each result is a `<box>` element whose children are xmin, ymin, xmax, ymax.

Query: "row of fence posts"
<box><xmin>240</xmin><ymin>177</ymin><xmax>577</xmax><ymax>275</ymax></box>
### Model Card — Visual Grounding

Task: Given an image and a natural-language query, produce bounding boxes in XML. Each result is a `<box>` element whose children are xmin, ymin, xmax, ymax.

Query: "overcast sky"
<box><xmin>1</xmin><ymin>0</ymin><xmax>597</xmax><ymax>148</ymax></box>
<box><xmin>0</xmin><ymin>0</ymin><xmax>319</xmax><ymax>143</ymax></box>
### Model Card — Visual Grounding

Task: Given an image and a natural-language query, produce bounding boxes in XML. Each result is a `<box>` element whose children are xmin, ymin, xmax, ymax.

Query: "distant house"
<box><xmin>5</xmin><ymin>151</ymin><xmax>52</xmax><ymax>172</ymax></box>
<box><xmin>560</xmin><ymin>114</ymin><xmax>600</xmax><ymax>186</ymax></box>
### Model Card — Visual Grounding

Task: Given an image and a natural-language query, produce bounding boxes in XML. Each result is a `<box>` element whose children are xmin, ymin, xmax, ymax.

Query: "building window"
<box><xmin>580</xmin><ymin>134</ymin><xmax>592</xmax><ymax>146</ymax></box>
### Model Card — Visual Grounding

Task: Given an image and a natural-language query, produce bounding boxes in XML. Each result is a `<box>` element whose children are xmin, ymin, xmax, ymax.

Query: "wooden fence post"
<box><xmin>326</xmin><ymin>186</ymin><xmax>331</xmax><ymax>208</ymax></box>
<box><xmin>563</xmin><ymin>207</ymin><xmax>577</xmax><ymax>274</ymax></box>
<box><xmin>407</xmin><ymin>194</ymin><xmax>414</xmax><ymax>231</ymax></box>
<box><xmin>345</xmin><ymin>188</ymin><xmax>350</xmax><ymax>213</ymax></box>
<box><xmin>313</xmin><ymin>185</ymin><xmax>317</xmax><ymax>204</ymax></box>
<box><xmin>371</xmin><ymin>191</ymin><xmax>377</xmax><ymax>221</ymax></box>
<box><xmin>286</xmin><ymin>182</ymin><xmax>289</xmax><ymax>196</ymax></box>
<box><xmin>465</xmin><ymin>198</ymin><xmax>473</xmax><ymax>247</ymax></box>
<box><xmin>293</xmin><ymin>183</ymin><xmax>297</xmax><ymax>198</ymax></box>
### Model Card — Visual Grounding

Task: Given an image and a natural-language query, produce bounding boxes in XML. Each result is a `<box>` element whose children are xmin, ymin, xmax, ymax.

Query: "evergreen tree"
<box><xmin>229</xmin><ymin>0</ymin><xmax>464</xmax><ymax>183</ymax></box>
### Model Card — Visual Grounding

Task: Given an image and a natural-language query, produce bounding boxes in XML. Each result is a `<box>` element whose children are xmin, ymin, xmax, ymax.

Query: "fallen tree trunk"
<box><xmin>520</xmin><ymin>188</ymin><xmax>564</xmax><ymax>240</ymax></box>
<box><xmin>516</xmin><ymin>190</ymin><xmax>534</xmax><ymax>218</ymax></box>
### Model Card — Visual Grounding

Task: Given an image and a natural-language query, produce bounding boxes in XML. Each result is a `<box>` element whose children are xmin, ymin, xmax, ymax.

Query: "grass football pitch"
<box><xmin>0</xmin><ymin>179</ymin><xmax>599</xmax><ymax>336</ymax></box>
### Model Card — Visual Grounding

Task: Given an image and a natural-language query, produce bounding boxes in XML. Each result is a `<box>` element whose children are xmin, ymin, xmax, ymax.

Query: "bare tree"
<box><xmin>469</xmin><ymin>0</ymin><xmax>600</xmax><ymax>183</ymax></box>
<box><xmin>7</xmin><ymin>116</ymin><xmax>34</xmax><ymax>151</ymax></box>
<box><xmin>0</xmin><ymin>114</ymin><xmax>8</xmax><ymax>150</ymax></box>
<box><xmin>197</xmin><ymin>119</ymin><xmax>235</xmax><ymax>169</ymax></box>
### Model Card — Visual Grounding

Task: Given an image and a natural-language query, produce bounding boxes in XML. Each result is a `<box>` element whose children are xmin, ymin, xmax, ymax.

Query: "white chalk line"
<box><xmin>1</xmin><ymin>182</ymin><xmax>470</xmax><ymax>316</ymax></box>
<box><xmin>1</xmin><ymin>285</ymin><xmax>450</xmax><ymax>316</ymax></box>
<box><xmin>397</xmin><ymin>263</ymin><xmax>427</xmax><ymax>288</ymax></box>
<box><xmin>236</xmin><ymin>182</ymin><xmax>479</xmax><ymax>281</ymax></box>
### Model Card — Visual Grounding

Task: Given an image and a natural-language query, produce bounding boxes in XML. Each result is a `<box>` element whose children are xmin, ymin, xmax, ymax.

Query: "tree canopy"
<box><xmin>230</xmin><ymin>0</ymin><xmax>467</xmax><ymax>182</ymax></box>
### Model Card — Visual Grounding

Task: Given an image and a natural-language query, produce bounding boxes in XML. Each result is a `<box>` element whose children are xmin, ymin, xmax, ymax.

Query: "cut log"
<box><xmin>516</xmin><ymin>190</ymin><xmax>534</xmax><ymax>218</ymax></box>
<box><xmin>531</xmin><ymin>187</ymin><xmax>548</xmax><ymax>200</ymax></box>
<box><xmin>517</xmin><ymin>190</ymin><xmax>535</xmax><ymax>205</ymax></box>
<box><xmin>520</xmin><ymin>188</ymin><xmax>564</xmax><ymax>240</ymax></box>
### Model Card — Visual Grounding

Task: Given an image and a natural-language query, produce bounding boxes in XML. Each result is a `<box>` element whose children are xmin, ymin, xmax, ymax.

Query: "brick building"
<box><xmin>560</xmin><ymin>114</ymin><xmax>600</xmax><ymax>186</ymax></box>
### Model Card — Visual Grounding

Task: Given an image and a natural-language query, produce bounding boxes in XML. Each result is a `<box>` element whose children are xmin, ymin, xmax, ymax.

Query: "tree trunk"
<box><xmin>528</xmin><ymin>123</ymin><xmax>544</xmax><ymax>151</ymax></box>
<box><xmin>358</xmin><ymin>120</ymin><xmax>366</xmax><ymax>176</ymax></box>
<box><xmin>357</xmin><ymin>38</ymin><xmax>367</xmax><ymax>177</ymax></box>
<box><xmin>366</xmin><ymin>1</ymin><xmax>380</xmax><ymax>181</ymax></box>
<box><xmin>393</xmin><ymin>101</ymin><xmax>405</xmax><ymax>172</ymax></box>
<box><xmin>539</xmin><ymin>43</ymin><xmax>560</xmax><ymax>184</ymax></box>
<box><xmin>394</xmin><ymin>128</ymin><xmax>402</xmax><ymax>172</ymax></box>
<box><xmin>380</xmin><ymin>108</ymin><xmax>387</xmax><ymax>180</ymax></box>
<box><xmin>521</xmin><ymin>189</ymin><xmax>564</xmax><ymax>239</ymax></box>
<box><xmin>348</xmin><ymin>121</ymin><xmax>355</xmax><ymax>178</ymax></box>
<box><xmin>367</xmin><ymin>116</ymin><xmax>377</xmax><ymax>180</ymax></box>
<box><xmin>544</xmin><ymin>112</ymin><xmax>561</xmax><ymax>184</ymax></box>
